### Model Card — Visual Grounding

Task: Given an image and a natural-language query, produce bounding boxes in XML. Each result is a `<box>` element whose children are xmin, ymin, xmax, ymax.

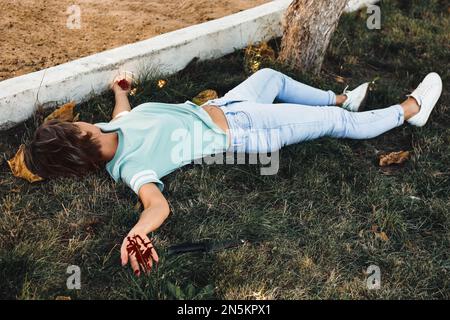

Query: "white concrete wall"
<box><xmin>0</xmin><ymin>0</ymin><xmax>379</xmax><ymax>130</ymax></box>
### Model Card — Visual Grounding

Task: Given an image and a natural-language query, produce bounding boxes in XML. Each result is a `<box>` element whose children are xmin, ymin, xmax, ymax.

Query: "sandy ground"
<box><xmin>0</xmin><ymin>0</ymin><xmax>269</xmax><ymax>81</ymax></box>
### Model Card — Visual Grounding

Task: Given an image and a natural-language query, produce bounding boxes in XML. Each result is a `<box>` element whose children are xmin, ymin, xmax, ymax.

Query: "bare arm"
<box><xmin>112</xmin><ymin>91</ymin><xmax>131</xmax><ymax>119</ymax></box>
<box><xmin>134</xmin><ymin>183</ymin><xmax>170</xmax><ymax>234</ymax></box>
<box><xmin>120</xmin><ymin>183</ymin><xmax>170</xmax><ymax>276</ymax></box>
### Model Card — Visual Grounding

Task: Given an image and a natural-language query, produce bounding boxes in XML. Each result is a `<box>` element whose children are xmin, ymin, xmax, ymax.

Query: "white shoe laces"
<box><xmin>343</xmin><ymin>85</ymin><xmax>350</xmax><ymax>95</ymax></box>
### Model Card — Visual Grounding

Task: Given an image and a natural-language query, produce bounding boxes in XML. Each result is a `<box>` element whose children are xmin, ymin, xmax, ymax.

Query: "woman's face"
<box><xmin>74</xmin><ymin>122</ymin><xmax>103</xmax><ymax>140</ymax></box>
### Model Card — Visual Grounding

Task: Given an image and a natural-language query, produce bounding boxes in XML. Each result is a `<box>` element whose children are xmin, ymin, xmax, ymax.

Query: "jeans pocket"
<box><xmin>233</xmin><ymin>111</ymin><xmax>252</xmax><ymax>130</ymax></box>
<box><xmin>225</xmin><ymin>111</ymin><xmax>251</xmax><ymax>151</ymax></box>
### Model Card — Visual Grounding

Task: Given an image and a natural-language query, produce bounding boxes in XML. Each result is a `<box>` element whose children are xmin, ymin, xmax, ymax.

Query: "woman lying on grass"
<box><xmin>23</xmin><ymin>68</ymin><xmax>442</xmax><ymax>276</ymax></box>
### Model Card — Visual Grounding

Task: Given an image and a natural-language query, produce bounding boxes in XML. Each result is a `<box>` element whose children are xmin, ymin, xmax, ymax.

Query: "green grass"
<box><xmin>0</xmin><ymin>0</ymin><xmax>448</xmax><ymax>299</ymax></box>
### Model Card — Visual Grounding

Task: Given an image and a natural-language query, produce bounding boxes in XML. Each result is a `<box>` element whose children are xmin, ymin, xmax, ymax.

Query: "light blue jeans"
<box><xmin>205</xmin><ymin>68</ymin><xmax>405</xmax><ymax>153</ymax></box>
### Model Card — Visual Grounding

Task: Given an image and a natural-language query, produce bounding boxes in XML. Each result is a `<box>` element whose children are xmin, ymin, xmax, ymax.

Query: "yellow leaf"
<box><xmin>192</xmin><ymin>89</ymin><xmax>218</xmax><ymax>106</ymax></box>
<box><xmin>245</xmin><ymin>42</ymin><xmax>276</xmax><ymax>61</ymax></box>
<box><xmin>157</xmin><ymin>79</ymin><xmax>167</xmax><ymax>88</ymax></box>
<box><xmin>376</xmin><ymin>231</ymin><xmax>389</xmax><ymax>242</ymax></box>
<box><xmin>250</xmin><ymin>61</ymin><xmax>261</xmax><ymax>73</ymax></box>
<box><xmin>44</xmin><ymin>101</ymin><xmax>77</xmax><ymax>123</ymax></box>
<box><xmin>7</xmin><ymin>144</ymin><xmax>44</xmax><ymax>183</ymax></box>
<box><xmin>244</xmin><ymin>42</ymin><xmax>276</xmax><ymax>74</ymax></box>
<box><xmin>379</xmin><ymin>151</ymin><xmax>410</xmax><ymax>167</ymax></box>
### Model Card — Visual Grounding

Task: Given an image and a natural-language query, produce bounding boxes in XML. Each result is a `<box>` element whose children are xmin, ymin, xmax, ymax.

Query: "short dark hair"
<box><xmin>24</xmin><ymin>120</ymin><xmax>103</xmax><ymax>178</ymax></box>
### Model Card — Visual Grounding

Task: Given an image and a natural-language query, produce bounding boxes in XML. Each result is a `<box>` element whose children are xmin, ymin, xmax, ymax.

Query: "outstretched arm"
<box><xmin>120</xmin><ymin>183</ymin><xmax>170</xmax><ymax>276</ymax></box>
<box><xmin>111</xmin><ymin>74</ymin><xmax>132</xmax><ymax>120</ymax></box>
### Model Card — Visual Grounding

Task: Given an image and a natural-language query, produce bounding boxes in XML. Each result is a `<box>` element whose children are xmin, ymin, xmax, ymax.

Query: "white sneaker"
<box><xmin>407</xmin><ymin>73</ymin><xmax>443</xmax><ymax>127</ymax></box>
<box><xmin>342</xmin><ymin>82</ymin><xmax>370</xmax><ymax>112</ymax></box>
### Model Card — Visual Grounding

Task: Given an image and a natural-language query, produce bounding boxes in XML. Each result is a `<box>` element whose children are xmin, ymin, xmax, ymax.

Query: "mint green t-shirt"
<box><xmin>95</xmin><ymin>101</ymin><xmax>229</xmax><ymax>194</ymax></box>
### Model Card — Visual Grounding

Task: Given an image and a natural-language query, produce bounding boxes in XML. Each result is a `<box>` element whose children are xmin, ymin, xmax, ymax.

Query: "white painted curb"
<box><xmin>0</xmin><ymin>0</ymin><xmax>378</xmax><ymax>130</ymax></box>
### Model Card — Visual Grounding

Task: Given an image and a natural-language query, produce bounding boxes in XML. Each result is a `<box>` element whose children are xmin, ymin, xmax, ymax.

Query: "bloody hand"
<box><xmin>117</xmin><ymin>79</ymin><xmax>130</xmax><ymax>91</ymax></box>
<box><xmin>125</xmin><ymin>235</ymin><xmax>158</xmax><ymax>275</ymax></box>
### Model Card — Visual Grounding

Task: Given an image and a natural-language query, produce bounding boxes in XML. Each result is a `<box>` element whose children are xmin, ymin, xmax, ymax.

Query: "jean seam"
<box><xmin>340</xmin><ymin>105</ymin><xmax>402</xmax><ymax>127</ymax></box>
<box><xmin>244</xmin><ymin>120</ymin><xmax>323</xmax><ymax>132</ymax></box>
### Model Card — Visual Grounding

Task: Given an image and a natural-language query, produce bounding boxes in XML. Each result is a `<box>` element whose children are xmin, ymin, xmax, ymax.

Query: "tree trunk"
<box><xmin>278</xmin><ymin>0</ymin><xmax>349</xmax><ymax>74</ymax></box>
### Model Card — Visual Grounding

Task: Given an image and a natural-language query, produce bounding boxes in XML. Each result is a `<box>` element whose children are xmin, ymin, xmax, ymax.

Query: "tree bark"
<box><xmin>278</xmin><ymin>0</ymin><xmax>349</xmax><ymax>74</ymax></box>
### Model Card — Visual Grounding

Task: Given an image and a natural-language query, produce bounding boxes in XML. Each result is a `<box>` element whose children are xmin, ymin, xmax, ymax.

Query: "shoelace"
<box><xmin>342</xmin><ymin>85</ymin><xmax>353</xmax><ymax>108</ymax></box>
<box><xmin>343</xmin><ymin>85</ymin><xmax>350</xmax><ymax>95</ymax></box>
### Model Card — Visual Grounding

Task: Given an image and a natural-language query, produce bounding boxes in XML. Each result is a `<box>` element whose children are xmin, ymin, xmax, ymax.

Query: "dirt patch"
<box><xmin>0</xmin><ymin>0</ymin><xmax>268</xmax><ymax>81</ymax></box>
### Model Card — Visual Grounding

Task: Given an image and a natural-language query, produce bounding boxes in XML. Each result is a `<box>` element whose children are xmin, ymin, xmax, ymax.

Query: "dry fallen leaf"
<box><xmin>157</xmin><ymin>79</ymin><xmax>167</xmax><ymax>88</ymax></box>
<box><xmin>371</xmin><ymin>225</ymin><xmax>389</xmax><ymax>242</ymax></box>
<box><xmin>376</xmin><ymin>231</ymin><xmax>389</xmax><ymax>242</ymax></box>
<box><xmin>379</xmin><ymin>151</ymin><xmax>410</xmax><ymax>167</ymax></box>
<box><xmin>44</xmin><ymin>101</ymin><xmax>77</xmax><ymax>123</ymax></box>
<box><xmin>192</xmin><ymin>89</ymin><xmax>218</xmax><ymax>106</ymax></box>
<box><xmin>7</xmin><ymin>144</ymin><xmax>44</xmax><ymax>183</ymax></box>
<box><xmin>55</xmin><ymin>296</ymin><xmax>71</xmax><ymax>300</ymax></box>
<box><xmin>255</xmin><ymin>42</ymin><xmax>276</xmax><ymax>60</ymax></box>
<box><xmin>130</xmin><ymin>88</ymin><xmax>138</xmax><ymax>96</ymax></box>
